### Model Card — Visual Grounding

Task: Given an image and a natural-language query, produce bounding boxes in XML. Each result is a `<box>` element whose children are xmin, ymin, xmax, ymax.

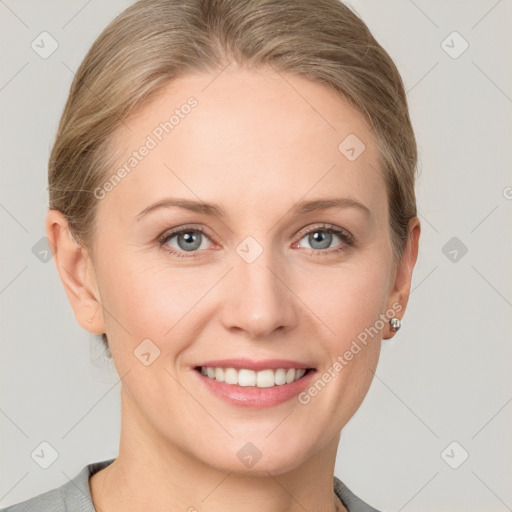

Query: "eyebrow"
<box><xmin>136</xmin><ymin>197</ymin><xmax>371</xmax><ymax>220</ymax></box>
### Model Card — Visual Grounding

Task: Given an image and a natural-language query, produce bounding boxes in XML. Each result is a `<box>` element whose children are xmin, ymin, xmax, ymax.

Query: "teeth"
<box><xmin>225</xmin><ymin>367</ymin><xmax>238</xmax><ymax>385</ymax></box>
<box><xmin>239</xmin><ymin>369</ymin><xmax>256</xmax><ymax>387</ymax></box>
<box><xmin>215</xmin><ymin>367</ymin><xmax>225</xmax><ymax>382</ymax></box>
<box><xmin>256</xmin><ymin>369</ymin><xmax>275</xmax><ymax>388</ymax></box>
<box><xmin>199</xmin><ymin>366</ymin><xmax>308</xmax><ymax>387</ymax></box>
<box><xmin>275</xmin><ymin>368</ymin><xmax>287</xmax><ymax>385</ymax></box>
<box><xmin>286</xmin><ymin>368</ymin><xmax>296</xmax><ymax>384</ymax></box>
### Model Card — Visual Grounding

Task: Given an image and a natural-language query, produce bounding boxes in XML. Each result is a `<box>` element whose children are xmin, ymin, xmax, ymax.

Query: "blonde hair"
<box><xmin>49</xmin><ymin>0</ymin><xmax>418</xmax><ymax>353</ymax></box>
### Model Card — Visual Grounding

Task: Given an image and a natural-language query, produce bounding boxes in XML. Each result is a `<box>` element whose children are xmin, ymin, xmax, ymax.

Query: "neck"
<box><xmin>90</xmin><ymin>387</ymin><xmax>347</xmax><ymax>512</ymax></box>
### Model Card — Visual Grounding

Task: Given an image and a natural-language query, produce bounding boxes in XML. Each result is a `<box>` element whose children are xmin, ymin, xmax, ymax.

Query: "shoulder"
<box><xmin>1</xmin><ymin>459</ymin><xmax>115</xmax><ymax>512</ymax></box>
<box><xmin>334</xmin><ymin>475</ymin><xmax>382</xmax><ymax>512</ymax></box>
<box><xmin>3</xmin><ymin>463</ymin><xmax>375</xmax><ymax>512</ymax></box>
<box><xmin>1</xmin><ymin>486</ymin><xmax>64</xmax><ymax>512</ymax></box>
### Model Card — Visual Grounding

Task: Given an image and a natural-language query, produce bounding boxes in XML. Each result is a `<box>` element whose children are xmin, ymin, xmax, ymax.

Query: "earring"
<box><xmin>390</xmin><ymin>317</ymin><xmax>401</xmax><ymax>332</ymax></box>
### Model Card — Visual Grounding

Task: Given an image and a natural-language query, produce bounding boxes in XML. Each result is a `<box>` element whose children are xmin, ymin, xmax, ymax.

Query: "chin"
<box><xmin>193</xmin><ymin>435</ymin><xmax>315</xmax><ymax>477</ymax></box>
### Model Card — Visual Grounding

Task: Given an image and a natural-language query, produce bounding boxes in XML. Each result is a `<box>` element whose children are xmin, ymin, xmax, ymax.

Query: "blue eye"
<box><xmin>295</xmin><ymin>224</ymin><xmax>354</xmax><ymax>256</ymax></box>
<box><xmin>159</xmin><ymin>226</ymin><xmax>212</xmax><ymax>258</ymax></box>
<box><xmin>158</xmin><ymin>223</ymin><xmax>354</xmax><ymax>259</ymax></box>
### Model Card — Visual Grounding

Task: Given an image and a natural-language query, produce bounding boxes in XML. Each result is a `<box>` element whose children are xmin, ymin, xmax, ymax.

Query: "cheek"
<box><xmin>97</xmin><ymin>254</ymin><xmax>210</xmax><ymax>355</ymax></box>
<box><xmin>293</xmin><ymin>264</ymin><xmax>388</xmax><ymax>429</ymax></box>
<box><xmin>301</xmin><ymin>259</ymin><xmax>390</xmax><ymax>349</ymax></box>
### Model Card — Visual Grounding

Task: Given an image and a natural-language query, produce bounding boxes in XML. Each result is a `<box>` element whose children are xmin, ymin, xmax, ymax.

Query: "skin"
<box><xmin>47</xmin><ymin>64</ymin><xmax>420</xmax><ymax>512</ymax></box>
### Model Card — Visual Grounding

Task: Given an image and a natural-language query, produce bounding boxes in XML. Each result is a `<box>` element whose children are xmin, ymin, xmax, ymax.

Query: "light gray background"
<box><xmin>1</xmin><ymin>1</ymin><xmax>511</xmax><ymax>510</ymax></box>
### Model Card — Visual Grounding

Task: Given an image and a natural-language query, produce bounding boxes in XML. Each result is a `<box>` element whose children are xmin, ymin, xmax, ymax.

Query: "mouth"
<box><xmin>191</xmin><ymin>358</ymin><xmax>318</xmax><ymax>408</ymax></box>
<box><xmin>193</xmin><ymin>365</ymin><xmax>315</xmax><ymax>388</ymax></box>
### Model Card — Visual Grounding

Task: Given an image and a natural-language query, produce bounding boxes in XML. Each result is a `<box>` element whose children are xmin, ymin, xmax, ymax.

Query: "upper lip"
<box><xmin>194</xmin><ymin>358</ymin><xmax>315</xmax><ymax>371</ymax></box>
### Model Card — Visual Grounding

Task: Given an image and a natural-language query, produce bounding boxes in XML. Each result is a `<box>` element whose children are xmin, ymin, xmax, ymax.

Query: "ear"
<box><xmin>383</xmin><ymin>216</ymin><xmax>421</xmax><ymax>339</ymax></box>
<box><xmin>45</xmin><ymin>209</ymin><xmax>106</xmax><ymax>335</ymax></box>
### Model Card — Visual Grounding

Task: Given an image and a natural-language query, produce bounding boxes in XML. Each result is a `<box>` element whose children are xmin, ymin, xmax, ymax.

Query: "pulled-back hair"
<box><xmin>49</xmin><ymin>0</ymin><xmax>418</xmax><ymax>354</ymax></box>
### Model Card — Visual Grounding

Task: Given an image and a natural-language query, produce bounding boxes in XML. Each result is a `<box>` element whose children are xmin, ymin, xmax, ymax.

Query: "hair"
<box><xmin>49</xmin><ymin>0</ymin><xmax>419</xmax><ymax>356</ymax></box>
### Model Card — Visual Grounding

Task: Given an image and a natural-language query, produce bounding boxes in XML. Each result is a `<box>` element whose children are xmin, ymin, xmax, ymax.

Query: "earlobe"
<box><xmin>383</xmin><ymin>217</ymin><xmax>421</xmax><ymax>340</ymax></box>
<box><xmin>45</xmin><ymin>209</ymin><xmax>106</xmax><ymax>335</ymax></box>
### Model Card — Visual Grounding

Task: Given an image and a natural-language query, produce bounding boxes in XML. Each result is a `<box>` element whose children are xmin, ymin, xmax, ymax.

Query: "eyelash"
<box><xmin>158</xmin><ymin>223</ymin><xmax>355</xmax><ymax>259</ymax></box>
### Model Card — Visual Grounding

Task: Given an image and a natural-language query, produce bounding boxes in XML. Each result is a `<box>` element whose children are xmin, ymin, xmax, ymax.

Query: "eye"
<box><xmin>159</xmin><ymin>225</ymin><xmax>213</xmax><ymax>258</ymax></box>
<box><xmin>158</xmin><ymin>223</ymin><xmax>355</xmax><ymax>259</ymax></box>
<box><xmin>294</xmin><ymin>224</ymin><xmax>354</xmax><ymax>256</ymax></box>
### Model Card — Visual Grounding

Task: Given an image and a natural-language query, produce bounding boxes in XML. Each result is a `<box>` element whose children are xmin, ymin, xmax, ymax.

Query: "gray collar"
<box><xmin>8</xmin><ymin>458</ymin><xmax>380</xmax><ymax>512</ymax></box>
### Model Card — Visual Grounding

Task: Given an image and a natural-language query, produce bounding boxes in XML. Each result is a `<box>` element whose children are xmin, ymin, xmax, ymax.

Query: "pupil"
<box><xmin>310</xmin><ymin>231</ymin><xmax>331</xmax><ymax>250</ymax></box>
<box><xmin>179</xmin><ymin>231</ymin><xmax>200</xmax><ymax>251</ymax></box>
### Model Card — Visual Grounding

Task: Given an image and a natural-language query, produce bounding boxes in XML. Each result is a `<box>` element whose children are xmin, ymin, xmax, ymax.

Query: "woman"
<box><xmin>3</xmin><ymin>0</ymin><xmax>420</xmax><ymax>510</ymax></box>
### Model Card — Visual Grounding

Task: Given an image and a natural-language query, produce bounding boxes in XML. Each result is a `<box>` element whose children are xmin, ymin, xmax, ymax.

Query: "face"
<box><xmin>56</xmin><ymin>65</ymin><xmax>418</xmax><ymax>475</ymax></box>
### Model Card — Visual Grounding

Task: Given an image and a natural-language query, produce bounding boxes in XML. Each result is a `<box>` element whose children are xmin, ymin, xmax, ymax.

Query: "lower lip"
<box><xmin>192</xmin><ymin>368</ymin><xmax>317</xmax><ymax>408</ymax></box>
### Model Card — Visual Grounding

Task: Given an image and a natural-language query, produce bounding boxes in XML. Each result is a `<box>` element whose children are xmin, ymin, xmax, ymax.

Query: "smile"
<box><xmin>196</xmin><ymin>366</ymin><xmax>312</xmax><ymax>388</ymax></box>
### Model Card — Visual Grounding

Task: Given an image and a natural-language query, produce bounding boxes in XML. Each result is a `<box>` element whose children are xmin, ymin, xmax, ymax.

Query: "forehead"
<box><xmin>102</xmin><ymin>65</ymin><xmax>387</xmax><ymax>221</ymax></box>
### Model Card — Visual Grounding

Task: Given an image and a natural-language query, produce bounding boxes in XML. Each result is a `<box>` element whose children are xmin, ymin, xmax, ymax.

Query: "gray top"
<box><xmin>1</xmin><ymin>459</ymin><xmax>381</xmax><ymax>512</ymax></box>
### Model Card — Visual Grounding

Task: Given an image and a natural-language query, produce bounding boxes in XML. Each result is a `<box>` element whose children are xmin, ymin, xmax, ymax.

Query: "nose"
<box><xmin>219</xmin><ymin>246</ymin><xmax>297</xmax><ymax>339</ymax></box>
